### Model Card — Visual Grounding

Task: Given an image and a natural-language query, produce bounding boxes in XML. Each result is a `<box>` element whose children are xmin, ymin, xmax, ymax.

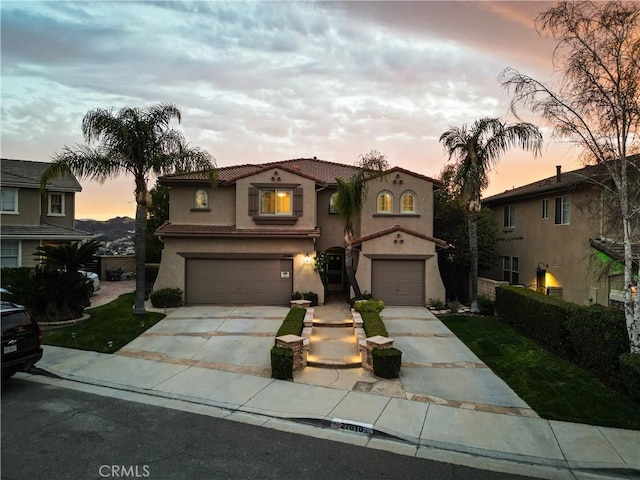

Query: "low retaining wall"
<box><xmin>478</xmin><ymin>277</ymin><xmax>509</xmax><ymax>301</ymax></box>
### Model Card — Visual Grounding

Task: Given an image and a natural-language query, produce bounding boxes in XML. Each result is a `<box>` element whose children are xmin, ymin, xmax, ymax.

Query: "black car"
<box><xmin>1</xmin><ymin>299</ymin><xmax>43</xmax><ymax>379</ymax></box>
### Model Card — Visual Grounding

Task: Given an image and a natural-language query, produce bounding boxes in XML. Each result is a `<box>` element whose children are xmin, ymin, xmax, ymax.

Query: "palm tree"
<box><xmin>439</xmin><ymin>117</ymin><xmax>542</xmax><ymax>312</ymax></box>
<box><xmin>41</xmin><ymin>103</ymin><xmax>215</xmax><ymax>315</ymax></box>
<box><xmin>334</xmin><ymin>150</ymin><xmax>388</xmax><ymax>299</ymax></box>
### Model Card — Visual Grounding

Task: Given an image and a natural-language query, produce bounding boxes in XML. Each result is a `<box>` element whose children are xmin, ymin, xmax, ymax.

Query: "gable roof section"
<box><xmin>155</xmin><ymin>223</ymin><xmax>321</xmax><ymax>239</ymax></box>
<box><xmin>1</xmin><ymin>158</ymin><xmax>82</xmax><ymax>192</ymax></box>
<box><xmin>353</xmin><ymin>224</ymin><xmax>451</xmax><ymax>249</ymax></box>
<box><xmin>160</xmin><ymin>157</ymin><xmax>441</xmax><ymax>188</ymax></box>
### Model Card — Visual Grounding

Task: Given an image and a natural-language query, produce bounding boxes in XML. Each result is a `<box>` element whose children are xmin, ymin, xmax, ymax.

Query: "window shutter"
<box><xmin>248</xmin><ymin>187</ymin><xmax>258</xmax><ymax>216</ymax></box>
<box><xmin>554</xmin><ymin>197</ymin><xmax>561</xmax><ymax>224</ymax></box>
<box><xmin>293</xmin><ymin>187</ymin><xmax>303</xmax><ymax>217</ymax></box>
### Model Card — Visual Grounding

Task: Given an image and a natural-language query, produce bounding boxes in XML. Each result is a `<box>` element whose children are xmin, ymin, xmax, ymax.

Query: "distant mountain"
<box><xmin>76</xmin><ymin>216</ymin><xmax>135</xmax><ymax>243</ymax></box>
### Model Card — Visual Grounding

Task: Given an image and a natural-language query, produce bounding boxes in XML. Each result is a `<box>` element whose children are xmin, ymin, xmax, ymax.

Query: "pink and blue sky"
<box><xmin>2</xmin><ymin>1</ymin><xmax>580</xmax><ymax>220</ymax></box>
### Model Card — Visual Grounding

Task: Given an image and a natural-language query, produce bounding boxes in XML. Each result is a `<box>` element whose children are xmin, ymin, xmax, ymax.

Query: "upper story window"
<box><xmin>555</xmin><ymin>196</ymin><xmax>571</xmax><ymax>225</ymax></box>
<box><xmin>541</xmin><ymin>199</ymin><xmax>549</xmax><ymax>219</ymax></box>
<box><xmin>1</xmin><ymin>188</ymin><xmax>18</xmax><ymax>214</ymax></box>
<box><xmin>260</xmin><ymin>188</ymin><xmax>292</xmax><ymax>215</ymax></box>
<box><xmin>329</xmin><ymin>192</ymin><xmax>339</xmax><ymax>214</ymax></box>
<box><xmin>48</xmin><ymin>192</ymin><xmax>65</xmax><ymax>216</ymax></box>
<box><xmin>503</xmin><ymin>205</ymin><xmax>515</xmax><ymax>228</ymax></box>
<box><xmin>400</xmin><ymin>191</ymin><xmax>417</xmax><ymax>214</ymax></box>
<box><xmin>377</xmin><ymin>191</ymin><xmax>393</xmax><ymax>214</ymax></box>
<box><xmin>194</xmin><ymin>189</ymin><xmax>208</xmax><ymax>209</ymax></box>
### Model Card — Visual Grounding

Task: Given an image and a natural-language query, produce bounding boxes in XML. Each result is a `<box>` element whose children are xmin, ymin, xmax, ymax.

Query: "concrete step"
<box><xmin>307</xmin><ymin>357</ymin><xmax>361</xmax><ymax>369</ymax></box>
<box><xmin>312</xmin><ymin>320</ymin><xmax>353</xmax><ymax>327</ymax></box>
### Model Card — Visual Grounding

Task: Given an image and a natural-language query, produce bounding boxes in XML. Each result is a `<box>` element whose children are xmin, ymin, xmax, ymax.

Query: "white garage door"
<box><xmin>186</xmin><ymin>258</ymin><xmax>293</xmax><ymax>305</ymax></box>
<box><xmin>371</xmin><ymin>259</ymin><xmax>425</xmax><ymax>306</ymax></box>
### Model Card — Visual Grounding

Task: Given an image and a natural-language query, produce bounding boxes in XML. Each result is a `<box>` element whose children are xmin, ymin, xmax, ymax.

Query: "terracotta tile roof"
<box><xmin>353</xmin><ymin>225</ymin><xmax>450</xmax><ymax>248</ymax></box>
<box><xmin>482</xmin><ymin>154</ymin><xmax>640</xmax><ymax>205</ymax></box>
<box><xmin>160</xmin><ymin>157</ymin><xmax>442</xmax><ymax>187</ymax></box>
<box><xmin>1</xmin><ymin>158</ymin><xmax>83</xmax><ymax>191</ymax></box>
<box><xmin>155</xmin><ymin>223</ymin><xmax>321</xmax><ymax>238</ymax></box>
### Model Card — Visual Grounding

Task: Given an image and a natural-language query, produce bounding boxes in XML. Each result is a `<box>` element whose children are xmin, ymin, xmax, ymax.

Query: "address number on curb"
<box><xmin>330</xmin><ymin>418</ymin><xmax>374</xmax><ymax>435</ymax></box>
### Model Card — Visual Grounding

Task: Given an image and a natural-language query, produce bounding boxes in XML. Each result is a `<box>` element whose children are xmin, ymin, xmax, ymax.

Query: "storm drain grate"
<box><xmin>352</xmin><ymin>381</ymin><xmax>374</xmax><ymax>392</ymax></box>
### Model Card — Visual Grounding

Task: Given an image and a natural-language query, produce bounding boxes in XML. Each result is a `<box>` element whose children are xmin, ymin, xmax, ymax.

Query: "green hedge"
<box><xmin>619</xmin><ymin>353</ymin><xmax>640</xmax><ymax>401</ymax></box>
<box><xmin>150</xmin><ymin>288</ymin><xmax>183</xmax><ymax>308</ymax></box>
<box><xmin>353</xmin><ymin>299</ymin><xmax>385</xmax><ymax>314</ymax></box>
<box><xmin>495</xmin><ymin>285</ymin><xmax>635</xmax><ymax>395</ymax></box>
<box><xmin>373</xmin><ymin>348</ymin><xmax>402</xmax><ymax>379</ymax></box>
<box><xmin>275</xmin><ymin>308</ymin><xmax>305</xmax><ymax>337</ymax></box>
<box><xmin>362</xmin><ymin>312</ymin><xmax>389</xmax><ymax>337</ymax></box>
<box><xmin>495</xmin><ymin>286</ymin><xmax>575</xmax><ymax>354</ymax></box>
<box><xmin>567</xmin><ymin>305</ymin><xmax>629</xmax><ymax>384</ymax></box>
<box><xmin>271</xmin><ymin>346</ymin><xmax>293</xmax><ymax>380</ymax></box>
<box><xmin>477</xmin><ymin>295</ymin><xmax>495</xmax><ymax>316</ymax></box>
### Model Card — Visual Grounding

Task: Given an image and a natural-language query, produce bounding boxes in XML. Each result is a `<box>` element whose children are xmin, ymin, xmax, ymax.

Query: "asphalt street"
<box><xmin>0</xmin><ymin>377</ymin><xmax>538</xmax><ymax>480</ymax></box>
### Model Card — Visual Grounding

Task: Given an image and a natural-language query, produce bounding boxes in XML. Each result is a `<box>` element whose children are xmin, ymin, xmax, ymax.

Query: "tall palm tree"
<box><xmin>439</xmin><ymin>117</ymin><xmax>542</xmax><ymax>312</ymax></box>
<box><xmin>41</xmin><ymin>103</ymin><xmax>215</xmax><ymax>315</ymax></box>
<box><xmin>334</xmin><ymin>150</ymin><xmax>388</xmax><ymax>299</ymax></box>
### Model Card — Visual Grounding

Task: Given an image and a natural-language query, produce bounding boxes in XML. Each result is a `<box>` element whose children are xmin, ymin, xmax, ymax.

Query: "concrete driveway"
<box><xmin>117</xmin><ymin>304</ymin><xmax>534</xmax><ymax>417</ymax></box>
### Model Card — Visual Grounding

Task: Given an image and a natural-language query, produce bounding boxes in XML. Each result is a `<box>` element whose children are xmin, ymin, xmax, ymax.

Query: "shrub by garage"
<box><xmin>150</xmin><ymin>288</ymin><xmax>183</xmax><ymax>308</ymax></box>
<box><xmin>372</xmin><ymin>347</ymin><xmax>402</xmax><ymax>379</ymax></box>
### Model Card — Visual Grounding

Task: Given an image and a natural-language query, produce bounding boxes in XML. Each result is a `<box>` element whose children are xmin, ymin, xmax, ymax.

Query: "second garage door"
<box><xmin>371</xmin><ymin>259</ymin><xmax>425</xmax><ymax>306</ymax></box>
<box><xmin>186</xmin><ymin>258</ymin><xmax>293</xmax><ymax>305</ymax></box>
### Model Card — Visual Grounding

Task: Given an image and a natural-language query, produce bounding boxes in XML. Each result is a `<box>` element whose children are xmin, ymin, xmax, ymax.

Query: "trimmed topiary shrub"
<box><xmin>275</xmin><ymin>308</ymin><xmax>305</xmax><ymax>337</ymax></box>
<box><xmin>361</xmin><ymin>311</ymin><xmax>389</xmax><ymax>337</ymax></box>
<box><xmin>303</xmin><ymin>291</ymin><xmax>319</xmax><ymax>306</ymax></box>
<box><xmin>619</xmin><ymin>353</ymin><xmax>640</xmax><ymax>401</ymax></box>
<box><xmin>372</xmin><ymin>347</ymin><xmax>402</xmax><ymax>379</ymax></box>
<box><xmin>477</xmin><ymin>295</ymin><xmax>495</xmax><ymax>316</ymax></box>
<box><xmin>150</xmin><ymin>288</ymin><xmax>183</xmax><ymax>308</ymax></box>
<box><xmin>271</xmin><ymin>346</ymin><xmax>293</xmax><ymax>380</ymax></box>
<box><xmin>349</xmin><ymin>293</ymin><xmax>373</xmax><ymax>308</ymax></box>
<box><xmin>353</xmin><ymin>299</ymin><xmax>385</xmax><ymax>314</ymax></box>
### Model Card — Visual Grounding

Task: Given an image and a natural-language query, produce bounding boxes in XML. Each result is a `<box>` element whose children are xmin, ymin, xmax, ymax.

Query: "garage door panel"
<box><xmin>372</xmin><ymin>260</ymin><xmax>424</xmax><ymax>306</ymax></box>
<box><xmin>187</xmin><ymin>259</ymin><xmax>292</xmax><ymax>305</ymax></box>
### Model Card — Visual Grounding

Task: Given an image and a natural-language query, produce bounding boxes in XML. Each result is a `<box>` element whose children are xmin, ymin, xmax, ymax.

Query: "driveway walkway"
<box><xmin>118</xmin><ymin>303</ymin><xmax>533</xmax><ymax>417</ymax></box>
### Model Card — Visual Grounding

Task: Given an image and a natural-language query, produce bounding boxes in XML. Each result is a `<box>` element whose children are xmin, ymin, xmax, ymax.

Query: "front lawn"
<box><xmin>43</xmin><ymin>293</ymin><xmax>165</xmax><ymax>353</ymax></box>
<box><xmin>440</xmin><ymin>314</ymin><xmax>640</xmax><ymax>430</ymax></box>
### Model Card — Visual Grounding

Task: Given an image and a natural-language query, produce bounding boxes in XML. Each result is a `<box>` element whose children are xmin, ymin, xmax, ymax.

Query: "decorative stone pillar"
<box><xmin>362</xmin><ymin>335</ymin><xmax>394</xmax><ymax>372</ymax></box>
<box><xmin>275</xmin><ymin>334</ymin><xmax>307</xmax><ymax>371</ymax></box>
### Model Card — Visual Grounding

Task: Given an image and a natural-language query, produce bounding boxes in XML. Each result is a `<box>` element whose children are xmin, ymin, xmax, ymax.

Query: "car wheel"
<box><xmin>88</xmin><ymin>285</ymin><xmax>95</xmax><ymax>296</ymax></box>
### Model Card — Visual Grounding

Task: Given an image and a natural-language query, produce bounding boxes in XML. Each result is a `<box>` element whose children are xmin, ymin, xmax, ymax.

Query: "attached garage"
<box><xmin>371</xmin><ymin>259</ymin><xmax>425</xmax><ymax>306</ymax></box>
<box><xmin>185</xmin><ymin>258</ymin><xmax>293</xmax><ymax>305</ymax></box>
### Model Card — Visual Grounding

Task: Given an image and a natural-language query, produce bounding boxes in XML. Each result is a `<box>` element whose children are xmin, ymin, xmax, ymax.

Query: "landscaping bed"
<box><xmin>440</xmin><ymin>314</ymin><xmax>640</xmax><ymax>430</ymax></box>
<box><xmin>43</xmin><ymin>293</ymin><xmax>165</xmax><ymax>353</ymax></box>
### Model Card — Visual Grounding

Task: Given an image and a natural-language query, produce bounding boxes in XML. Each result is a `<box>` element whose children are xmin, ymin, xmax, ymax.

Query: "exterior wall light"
<box><xmin>304</xmin><ymin>254</ymin><xmax>311</xmax><ymax>264</ymax></box>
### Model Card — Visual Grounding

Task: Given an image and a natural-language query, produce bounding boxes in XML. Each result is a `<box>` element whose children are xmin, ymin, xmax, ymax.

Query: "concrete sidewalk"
<box><xmin>31</xmin><ymin>343</ymin><xmax>639</xmax><ymax>480</ymax></box>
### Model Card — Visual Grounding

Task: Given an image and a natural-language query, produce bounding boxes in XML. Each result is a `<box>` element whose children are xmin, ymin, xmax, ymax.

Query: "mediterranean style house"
<box><xmin>482</xmin><ymin>158</ymin><xmax>639</xmax><ymax>307</ymax></box>
<box><xmin>0</xmin><ymin>158</ymin><xmax>92</xmax><ymax>268</ymax></box>
<box><xmin>153</xmin><ymin>157</ymin><xmax>448</xmax><ymax>306</ymax></box>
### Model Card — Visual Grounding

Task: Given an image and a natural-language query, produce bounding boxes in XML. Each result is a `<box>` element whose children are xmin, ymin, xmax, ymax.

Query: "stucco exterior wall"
<box><xmin>40</xmin><ymin>191</ymin><xmax>76</xmax><ymax>228</ymax></box>
<box><xmin>169</xmin><ymin>185</ymin><xmax>235</xmax><ymax>225</ymax></box>
<box><xmin>235</xmin><ymin>169</ymin><xmax>317</xmax><ymax>230</ymax></box>
<box><xmin>487</xmin><ymin>186</ymin><xmax>609</xmax><ymax>305</ymax></box>
<box><xmin>315</xmin><ymin>187</ymin><xmax>345</xmax><ymax>253</ymax></box>
<box><xmin>360</xmin><ymin>171</ymin><xmax>434</xmax><ymax>237</ymax></box>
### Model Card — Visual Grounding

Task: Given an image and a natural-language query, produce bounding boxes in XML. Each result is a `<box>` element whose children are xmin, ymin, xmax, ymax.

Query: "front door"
<box><xmin>326</xmin><ymin>252</ymin><xmax>345</xmax><ymax>292</ymax></box>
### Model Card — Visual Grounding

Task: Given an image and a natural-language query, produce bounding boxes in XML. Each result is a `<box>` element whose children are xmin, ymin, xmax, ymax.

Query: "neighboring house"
<box><xmin>482</xmin><ymin>158</ymin><xmax>639</xmax><ymax>307</ymax></box>
<box><xmin>153</xmin><ymin>157</ymin><xmax>448</xmax><ymax>306</ymax></box>
<box><xmin>0</xmin><ymin>159</ymin><xmax>92</xmax><ymax>268</ymax></box>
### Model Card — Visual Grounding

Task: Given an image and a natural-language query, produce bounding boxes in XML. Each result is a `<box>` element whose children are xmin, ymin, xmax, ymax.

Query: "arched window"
<box><xmin>329</xmin><ymin>192</ymin><xmax>339</xmax><ymax>214</ymax></box>
<box><xmin>377</xmin><ymin>191</ymin><xmax>393</xmax><ymax>213</ymax></box>
<box><xmin>400</xmin><ymin>191</ymin><xmax>417</xmax><ymax>213</ymax></box>
<box><xmin>194</xmin><ymin>189</ymin><xmax>208</xmax><ymax>209</ymax></box>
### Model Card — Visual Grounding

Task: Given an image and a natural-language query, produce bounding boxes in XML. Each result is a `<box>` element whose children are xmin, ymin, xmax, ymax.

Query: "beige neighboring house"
<box><xmin>153</xmin><ymin>157</ymin><xmax>448</xmax><ymax>306</ymax></box>
<box><xmin>482</xmin><ymin>158</ymin><xmax>639</xmax><ymax>307</ymax></box>
<box><xmin>0</xmin><ymin>158</ymin><xmax>92</xmax><ymax>268</ymax></box>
